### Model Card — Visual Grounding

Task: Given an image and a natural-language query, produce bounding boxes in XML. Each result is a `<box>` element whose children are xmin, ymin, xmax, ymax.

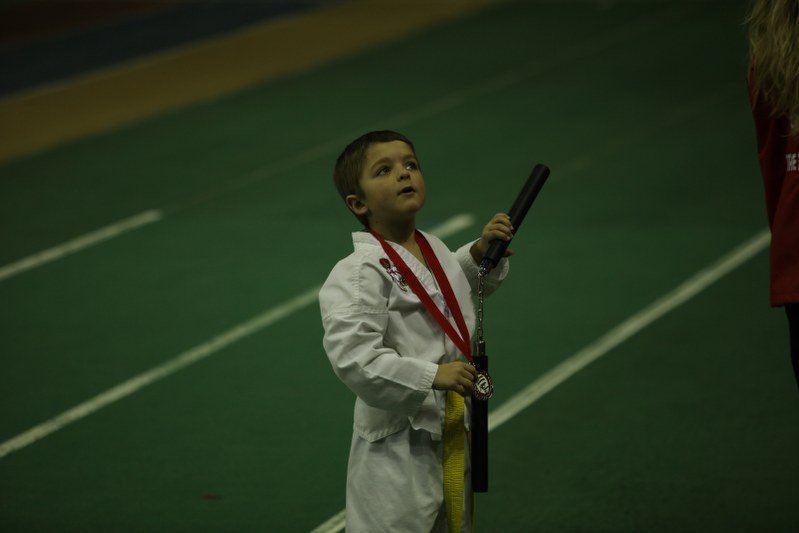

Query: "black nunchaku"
<box><xmin>472</xmin><ymin>163</ymin><xmax>550</xmax><ymax>493</ymax></box>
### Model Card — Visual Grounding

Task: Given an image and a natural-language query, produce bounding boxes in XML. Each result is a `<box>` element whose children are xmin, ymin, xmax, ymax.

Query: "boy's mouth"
<box><xmin>399</xmin><ymin>186</ymin><xmax>416</xmax><ymax>195</ymax></box>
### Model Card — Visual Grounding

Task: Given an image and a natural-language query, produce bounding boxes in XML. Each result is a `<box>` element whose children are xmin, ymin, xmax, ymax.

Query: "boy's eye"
<box><xmin>374</xmin><ymin>159</ymin><xmax>418</xmax><ymax>177</ymax></box>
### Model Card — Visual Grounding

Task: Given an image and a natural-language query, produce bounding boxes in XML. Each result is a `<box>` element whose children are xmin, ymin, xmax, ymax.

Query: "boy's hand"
<box><xmin>470</xmin><ymin>212</ymin><xmax>514</xmax><ymax>265</ymax></box>
<box><xmin>433</xmin><ymin>361</ymin><xmax>477</xmax><ymax>396</ymax></box>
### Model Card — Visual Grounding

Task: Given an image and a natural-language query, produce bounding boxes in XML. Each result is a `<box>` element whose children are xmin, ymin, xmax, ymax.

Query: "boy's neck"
<box><xmin>370</xmin><ymin>219</ymin><xmax>416</xmax><ymax>246</ymax></box>
<box><xmin>370</xmin><ymin>219</ymin><xmax>428</xmax><ymax>266</ymax></box>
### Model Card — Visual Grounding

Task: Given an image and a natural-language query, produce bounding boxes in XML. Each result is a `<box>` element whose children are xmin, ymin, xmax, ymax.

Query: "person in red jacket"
<box><xmin>747</xmin><ymin>0</ymin><xmax>799</xmax><ymax>389</ymax></box>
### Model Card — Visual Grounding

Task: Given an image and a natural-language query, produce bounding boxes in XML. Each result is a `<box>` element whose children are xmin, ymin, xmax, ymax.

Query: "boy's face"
<box><xmin>347</xmin><ymin>140</ymin><xmax>426</xmax><ymax>229</ymax></box>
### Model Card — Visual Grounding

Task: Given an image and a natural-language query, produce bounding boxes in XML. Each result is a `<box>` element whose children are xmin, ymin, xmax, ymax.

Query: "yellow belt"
<box><xmin>443</xmin><ymin>390</ymin><xmax>466</xmax><ymax>533</ymax></box>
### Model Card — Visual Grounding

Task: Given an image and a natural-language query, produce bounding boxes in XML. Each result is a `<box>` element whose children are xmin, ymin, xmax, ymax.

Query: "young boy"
<box><xmin>319</xmin><ymin>130</ymin><xmax>512</xmax><ymax>532</ymax></box>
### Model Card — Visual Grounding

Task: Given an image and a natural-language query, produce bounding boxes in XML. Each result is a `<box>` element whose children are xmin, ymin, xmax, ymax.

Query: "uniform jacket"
<box><xmin>320</xmin><ymin>229</ymin><xmax>507</xmax><ymax>441</ymax></box>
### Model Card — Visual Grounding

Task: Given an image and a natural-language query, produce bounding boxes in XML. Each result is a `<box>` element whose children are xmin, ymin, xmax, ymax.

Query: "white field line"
<box><xmin>0</xmin><ymin>215</ymin><xmax>475</xmax><ymax>460</ymax></box>
<box><xmin>308</xmin><ymin>228</ymin><xmax>771</xmax><ymax>533</ymax></box>
<box><xmin>0</xmin><ymin>210</ymin><xmax>163</xmax><ymax>282</ymax></box>
<box><xmin>488</xmin><ymin>228</ymin><xmax>771</xmax><ymax>431</ymax></box>
<box><xmin>309</xmin><ymin>510</ymin><xmax>347</xmax><ymax>533</ymax></box>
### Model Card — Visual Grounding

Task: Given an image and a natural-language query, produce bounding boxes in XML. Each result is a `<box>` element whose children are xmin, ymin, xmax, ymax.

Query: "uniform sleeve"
<box><xmin>319</xmin><ymin>258</ymin><xmax>438</xmax><ymax>417</ymax></box>
<box><xmin>455</xmin><ymin>240</ymin><xmax>509</xmax><ymax>297</ymax></box>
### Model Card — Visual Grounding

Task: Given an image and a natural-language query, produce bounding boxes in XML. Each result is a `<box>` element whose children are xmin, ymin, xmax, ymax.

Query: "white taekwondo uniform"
<box><xmin>319</xmin><ymin>230</ymin><xmax>508</xmax><ymax>532</ymax></box>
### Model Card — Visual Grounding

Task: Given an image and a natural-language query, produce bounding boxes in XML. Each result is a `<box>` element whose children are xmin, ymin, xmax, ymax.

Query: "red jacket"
<box><xmin>748</xmin><ymin>67</ymin><xmax>799</xmax><ymax>306</ymax></box>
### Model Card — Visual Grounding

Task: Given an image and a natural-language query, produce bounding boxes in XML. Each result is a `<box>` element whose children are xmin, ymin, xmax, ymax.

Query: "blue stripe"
<box><xmin>0</xmin><ymin>0</ymin><xmax>334</xmax><ymax>96</ymax></box>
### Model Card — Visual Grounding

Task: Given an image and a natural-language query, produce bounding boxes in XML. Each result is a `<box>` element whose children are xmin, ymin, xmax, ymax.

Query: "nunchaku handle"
<box><xmin>472</xmin><ymin>164</ymin><xmax>550</xmax><ymax>493</ymax></box>
<box><xmin>480</xmin><ymin>163</ymin><xmax>551</xmax><ymax>272</ymax></box>
<box><xmin>471</xmin><ymin>341</ymin><xmax>489</xmax><ymax>493</ymax></box>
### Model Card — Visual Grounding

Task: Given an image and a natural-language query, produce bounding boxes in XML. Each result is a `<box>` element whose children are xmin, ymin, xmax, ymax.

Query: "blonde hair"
<box><xmin>747</xmin><ymin>0</ymin><xmax>799</xmax><ymax>134</ymax></box>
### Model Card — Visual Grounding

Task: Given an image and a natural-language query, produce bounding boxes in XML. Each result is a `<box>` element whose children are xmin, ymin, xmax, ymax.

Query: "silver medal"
<box><xmin>472</xmin><ymin>370</ymin><xmax>494</xmax><ymax>401</ymax></box>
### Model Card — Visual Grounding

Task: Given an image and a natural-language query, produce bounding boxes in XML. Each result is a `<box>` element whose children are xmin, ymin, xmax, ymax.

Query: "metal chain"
<box><xmin>476</xmin><ymin>268</ymin><xmax>486</xmax><ymax>343</ymax></box>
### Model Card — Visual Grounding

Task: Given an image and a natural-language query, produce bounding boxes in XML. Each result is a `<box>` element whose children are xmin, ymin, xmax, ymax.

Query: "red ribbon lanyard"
<box><xmin>370</xmin><ymin>230</ymin><xmax>472</xmax><ymax>361</ymax></box>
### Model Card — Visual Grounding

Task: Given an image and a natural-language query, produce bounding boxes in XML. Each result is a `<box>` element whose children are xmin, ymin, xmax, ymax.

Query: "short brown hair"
<box><xmin>333</xmin><ymin>130</ymin><xmax>416</xmax><ymax>227</ymax></box>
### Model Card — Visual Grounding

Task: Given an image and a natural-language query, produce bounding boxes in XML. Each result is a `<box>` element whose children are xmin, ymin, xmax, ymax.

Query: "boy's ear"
<box><xmin>345</xmin><ymin>194</ymin><xmax>368</xmax><ymax>216</ymax></box>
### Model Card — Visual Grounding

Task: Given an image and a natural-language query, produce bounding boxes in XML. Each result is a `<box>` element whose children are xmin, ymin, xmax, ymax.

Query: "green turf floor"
<box><xmin>1</xmin><ymin>1</ymin><xmax>797</xmax><ymax>531</ymax></box>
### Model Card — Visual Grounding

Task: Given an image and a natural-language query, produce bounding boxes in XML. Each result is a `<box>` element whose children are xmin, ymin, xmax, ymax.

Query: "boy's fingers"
<box><xmin>487</xmin><ymin>229</ymin><xmax>512</xmax><ymax>241</ymax></box>
<box><xmin>495</xmin><ymin>214</ymin><xmax>512</xmax><ymax>227</ymax></box>
<box><xmin>489</xmin><ymin>221</ymin><xmax>513</xmax><ymax>232</ymax></box>
<box><xmin>488</xmin><ymin>221</ymin><xmax>511</xmax><ymax>230</ymax></box>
